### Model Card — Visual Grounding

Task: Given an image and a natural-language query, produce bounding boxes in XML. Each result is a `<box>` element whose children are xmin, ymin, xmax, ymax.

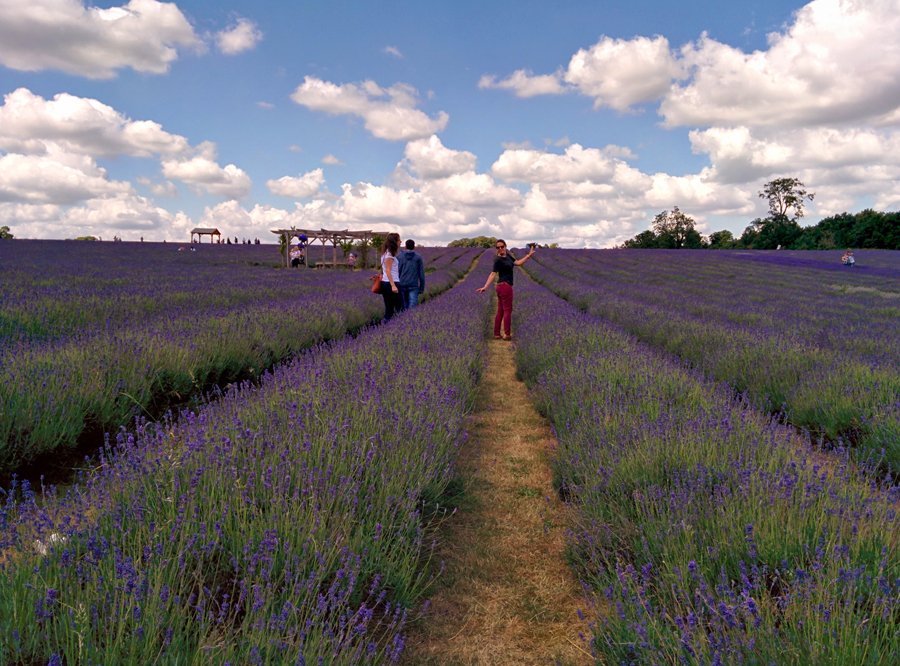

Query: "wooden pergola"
<box><xmin>271</xmin><ymin>228</ymin><xmax>393</xmax><ymax>268</ymax></box>
<box><xmin>190</xmin><ymin>227</ymin><xmax>221</xmax><ymax>243</ymax></box>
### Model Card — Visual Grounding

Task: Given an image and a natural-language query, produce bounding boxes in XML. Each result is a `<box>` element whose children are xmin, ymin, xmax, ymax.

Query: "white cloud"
<box><xmin>691</xmin><ymin>126</ymin><xmax>900</xmax><ymax>183</ymax></box>
<box><xmin>63</xmin><ymin>193</ymin><xmax>179</xmax><ymax>229</ymax></box>
<box><xmin>136</xmin><ymin>176</ymin><xmax>178</xmax><ymax>197</ymax></box>
<box><xmin>0</xmin><ymin>194</ymin><xmax>189</xmax><ymax>239</ymax></box>
<box><xmin>563</xmin><ymin>35</ymin><xmax>682</xmax><ymax>111</ymax></box>
<box><xmin>420</xmin><ymin>172</ymin><xmax>521</xmax><ymax>208</ymax></box>
<box><xmin>501</xmin><ymin>140</ymin><xmax>534</xmax><ymax>150</ymax></box>
<box><xmin>0</xmin><ymin>88</ymin><xmax>192</xmax><ymax>158</ymax></box>
<box><xmin>491</xmin><ymin>143</ymin><xmax>618</xmax><ymax>184</ymax></box>
<box><xmin>288</xmin><ymin>145</ymin><xmax>303</xmax><ymax>153</ymax></box>
<box><xmin>601</xmin><ymin>145</ymin><xmax>637</xmax><ymax>160</ymax></box>
<box><xmin>161</xmin><ymin>151</ymin><xmax>252</xmax><ymax>199</ymax></box>
<box><xmin>257</xmin><ymin>102</ymin><xmax>274</xmax><ymax>109</ymax></box>
<box><xmin>159</xmin><ymin>142</ymin><xmax>251</xmax><ymax>198</ymax></box>
<box><xmin>402</xmin><ymin>135</ymin><xmax>477</xmax><ymax>179</ymax></box>
<box><xmin>485</xmin><ymin>0</ymin><xmax>900</xmax><ymax>129</ymax></box>
<box><xmin>0</xmin><ymin>88</ymin><xmax>252</xmax><ymax>211</ymax></box>
<box><xmin>321</xmin><ymin>154</ymin><xmax>344</xmax><ymax>165</ymax></box>
<box><xmin>383</xmin><ymin>46</ymin><xmax>403</xmax><ymax>58</ymax></box>
<box><xmin>0</xmin><ymin>150</ymin><xmax>132</xmax><ymax>204</ymax></box>
<box><xmin>215</xmin><ymin>18</ymin><xmax>263</xmax><ymax>55</ymax></box>
<box><xmin>290</xmin><ymin>76</ymin><xmax>449</xmax><ymax>141</ymax></box>
<box><xmin>266</xmin><ymin>168</ymin><xmax>325</xmax><ymax>198</ymax></box>
<box><xmin>0</xmin><ymin>0</ymin><xmax>202</xmax><ymax>79</ymax></box>
<box><xmin>662</xmin><ymin>0</ymin><xmax>900</xmax><ymax>128</ymax></box>
<box><xmin>478</xmin><ymin>70</ymin><xmax>569</xmax><ymax>98</ymax></box>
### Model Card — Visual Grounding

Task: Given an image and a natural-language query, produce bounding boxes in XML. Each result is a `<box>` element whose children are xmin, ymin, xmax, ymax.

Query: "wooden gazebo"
<box><xmin>190</xmin><ymin>227</ymin><xmax>221</xmax><ymax>243</ymax></box>
<box><xmin>271</xmin><ymin>228</ymin><xmax>393</xmax><ymax>268</ymax></box>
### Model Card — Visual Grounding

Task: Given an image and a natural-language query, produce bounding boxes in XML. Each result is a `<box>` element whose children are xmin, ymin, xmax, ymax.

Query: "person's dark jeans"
<box><xmin>381</xmin><ymin>282</ymin><xmax>403</xmax><ymax>321</ymax></box>
<box><xmin>399</xmin><ymin>286</ymin><xmax>420</xmax><ymax>310</ymax></box>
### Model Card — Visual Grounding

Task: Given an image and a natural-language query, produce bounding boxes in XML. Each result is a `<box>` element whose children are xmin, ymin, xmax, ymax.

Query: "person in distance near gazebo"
<box><xmin>397</xmin><ymin>239</ymin><xmax>425</xmax><ymax>310</ymax></box>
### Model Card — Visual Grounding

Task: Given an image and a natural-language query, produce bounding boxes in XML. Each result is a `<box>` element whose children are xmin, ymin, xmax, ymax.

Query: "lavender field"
<box><xmin>3</xmin><ymin>242</ymin><xmax>899</xmax><ymax>665</ymax></box>
<box><xmin>510</xmin><ymin>256</ymin><xmax>900</xmax><ymax>664</ymax></box>
<box><xmin>523</xmin><ymin>248</ymin><xmax>900</xmax><ymax>469</ymax></box>
<box><xmin>0</xmin><ymin>241</ymin><xmax>478</xmax><ymax>476</ymax></box>
<box><xmin>0</xmin><ymin>247</ymin><xmax>492</xmax><ymax>665</ymax></box>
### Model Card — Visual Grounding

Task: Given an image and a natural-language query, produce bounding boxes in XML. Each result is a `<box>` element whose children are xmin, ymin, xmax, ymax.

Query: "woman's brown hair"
<box><xmin>382</xmin><ymin>232</ymin><xmax>401</xmax><ymax>257</ymax></box>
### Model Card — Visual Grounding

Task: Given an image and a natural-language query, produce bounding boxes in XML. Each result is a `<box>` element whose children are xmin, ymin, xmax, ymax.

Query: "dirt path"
<box><xmin>403</xmin><ymin>337</ymin><xmax>592</xmax><ymax>666</ymax></box>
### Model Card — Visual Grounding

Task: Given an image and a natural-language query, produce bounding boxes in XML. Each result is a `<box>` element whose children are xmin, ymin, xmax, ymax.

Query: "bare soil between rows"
<box><xmin>403</xmin><ymin>336</ymin><xmax>592</xmax><ymax>666</ymax></box>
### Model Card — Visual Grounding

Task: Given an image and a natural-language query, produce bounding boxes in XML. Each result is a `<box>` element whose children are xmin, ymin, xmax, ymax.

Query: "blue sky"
<box><xmin>1</xmin><ymin>0</ymin><xmax>898</xmax><ymax>246</ymax></box>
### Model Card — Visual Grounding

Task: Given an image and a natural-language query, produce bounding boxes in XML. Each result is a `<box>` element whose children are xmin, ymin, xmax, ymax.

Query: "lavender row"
<box><xmin>529</xmin><ymin>249</ymin><xmax>900</xmax><ymax>368</ymax></box>
<box><xmin>522</xmin><ymin>249</ymin><xmax>900</xmax><ymax>467</ymax></box>
<box><xmin>0</xmin><ymin>245</ymin><xmax>481</xmax><ymax>475</ymax></box>
<box><xmin>0</xmin><ymin>252</ymin><xmax>495</xmax><ymax>665</ymax></box>
<box><xmin>510</xmin><ymin>276</ymin><xmax>900</xmax><ymax>665</ymax></box>
<box><xmin>0</xmin><ymin>242</ymin><xmax>463</xmax><ymax>346</ymax></box>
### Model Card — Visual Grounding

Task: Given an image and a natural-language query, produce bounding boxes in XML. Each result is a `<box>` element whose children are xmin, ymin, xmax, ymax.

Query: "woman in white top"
<box><xmin>380</xmin><ymin>232</ymin><xmax>403</xmax><ymax>321</ymax></box>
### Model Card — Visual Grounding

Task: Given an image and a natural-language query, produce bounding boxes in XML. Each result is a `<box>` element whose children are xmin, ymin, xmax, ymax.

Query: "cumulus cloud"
<box><xmin>564</xmin><ymin>36</ymin><xmax>683</xmax><ymax>110</ymax></box>
<box><xmin>491</xmin><ymin>143</ymin><xmax>619</xmax><ymax>184</ymax></box>
<box><xmin>478</xmin><ymin>70</ymin><xmax>569</xmax><ymax>98</ymax></box>
<box><xmin>215</xmin><ymin>18</ymin><xmax>263</xmax><ymax>55</ymax></box>
<box><xmin>0</xmin><ymin>194</ymin><xmax>189</xmax><ymax>238</ymax></box>
<box><xmin>0</xmin><ymin>88</ymin><xmax>192</xmax><ymax>158</ymax></box>
<box><xmin>486</xmin><ymin>0</ymin><xmax>900</xmax><ymax>128</ymax></box>
<box><xmin>321</xmin><ymin>154</ymin><xmax>344</xmax><ymax>165</ymax></box>
<box><xmin>181</xmin><ymin>135</ymin><xmax>768</xmax><ymax>248</ymax></box>
<box><xmin>691</xmin><ymin>126</ymin><xmax>900</xmax><ymax>183</ymax></box>
<box><xmin>63</xmin><ymin>192</ymin><xmax>180</xmax><ymax>229</ymax></box>
<box><xmin>136</xmin><ymin>177</ymin><xmax>178</xmax><ymax>197</ymax></box>
<box><xmin>402</xmin><ymin>135</ymin><xmax>477</xmax><ymax>179</ymax></box>
<box><xmin>0</xmin><ymin>89</ymin><xmax>252</xmax><ymax>200</ymax></box>
<box><xmin>290</xmin><ymin>76</ymin><xmax>449</xmax><ymax>141</ymax></box>
<box><xmin>662</xmin><ymin>0</ymin><xmax>900</xmax><ymax>128</ymax></box>
<box><xmin>501</xmin><ymin>140</ymin><xmax>534</xmax><ymax>150</ymax></box>
<box><xmin>0</xmin><ymin>150</ymin><xmax>133</xmax><ymax>204</ymax></box>
<box><xmin>160</xmin><ymin>143</ymin><xmax>252</xmax><ymax>199</ymax></box>
<box><xmin>0</xmin><ymin>0</ymin><xmax>202</xmax><ymax>79</ymax></box>
<box><xmin>266</xmin><ymin>168</ymin><xmax>325</xmax><ymax>199</ymax></box>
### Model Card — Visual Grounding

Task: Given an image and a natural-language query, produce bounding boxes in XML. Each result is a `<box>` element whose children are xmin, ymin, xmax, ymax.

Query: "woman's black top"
<box><xmin>493</xmin><ymin>254</ymin><xmax>515</xmax><ymax>286</ymax></box>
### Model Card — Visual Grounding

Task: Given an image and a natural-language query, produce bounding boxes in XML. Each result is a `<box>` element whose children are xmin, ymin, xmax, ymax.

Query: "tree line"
<box><xmin>621</xmin><ymin>178</ymin><xmax>900</xmax><ymax>250</ymax></box>
<box><xmin>449</xmin><ymin>236</ymin><xmax>559</xmax><ymax>248</ymax></box>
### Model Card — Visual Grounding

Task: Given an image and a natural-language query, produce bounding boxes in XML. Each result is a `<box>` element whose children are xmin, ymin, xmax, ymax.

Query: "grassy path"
<box><xmin>403</xmin><ymin>336</ymin><xmax>592</xmax><ymax>666</ymax></box>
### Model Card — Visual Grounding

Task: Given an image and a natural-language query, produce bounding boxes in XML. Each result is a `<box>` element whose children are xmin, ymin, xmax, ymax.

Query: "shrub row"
<box><xmin>511</xmin><ymin>275</ymin><xmax>900</xmax><ymax>664</ymax></box>
<box><xmin>0</xmin><ymin>252</ymin><xmax>494</xmax><ymax>665</ymax></box>
<box><xmin>523</xmin><ymin>249</ymin><xmax>900</xmax><ymax>468</ymax></box>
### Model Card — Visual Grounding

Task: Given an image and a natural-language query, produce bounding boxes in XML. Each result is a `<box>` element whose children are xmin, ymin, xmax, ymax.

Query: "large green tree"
<box><xmin>744</xmin><ymin>177</ymin><xmax>815</xmax><ymax>249</ymax></box>
<box><xmin>759</xmin><ymin>177</ymin><xmax>815</xmax><ymax>221</ymax></box>
<box><xmin>652</xmin><ymin>207</ymin><xmax>703</xmax><ymax>249</ymax></box>
<box><xmin>0</xmin><ymin>225</ymin><xmax>13</xmax><ymax>239</ymax></box>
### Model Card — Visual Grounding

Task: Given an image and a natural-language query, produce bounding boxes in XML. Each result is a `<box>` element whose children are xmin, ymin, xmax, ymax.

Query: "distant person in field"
<box><xmin>476</xmin><ymin>240</ymin><xmax>536</xmax><ymax>340</ymax></box>
<box><xmin>347</xmin><ymin>252</ymin><xmax>356</xmax><ymax>267</ymax></box>
<box><xmin>290</xmin><ymin>245</ymin><xmax>303</xmax><ymax>268</ymax></box>
<box><xmin>397</xmin><ymin>239</ymin><xmax>425</xmax><ymax>310</ymax></box>
<box><xmin>380</xmin><ymin>232</ymin><xmax>403</xmax><ymax>322</ymax></box>
<box><xmin>842</xmin><ymin>250</ymin><xmax>856</xmax><ymax>267</ymax></box>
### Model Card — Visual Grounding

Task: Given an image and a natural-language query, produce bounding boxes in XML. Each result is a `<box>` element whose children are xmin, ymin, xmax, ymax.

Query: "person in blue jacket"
<box><xmin>397</xmin><ymin>239</ymin><xmax>425</xmax><ymax>310</ymax></box>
